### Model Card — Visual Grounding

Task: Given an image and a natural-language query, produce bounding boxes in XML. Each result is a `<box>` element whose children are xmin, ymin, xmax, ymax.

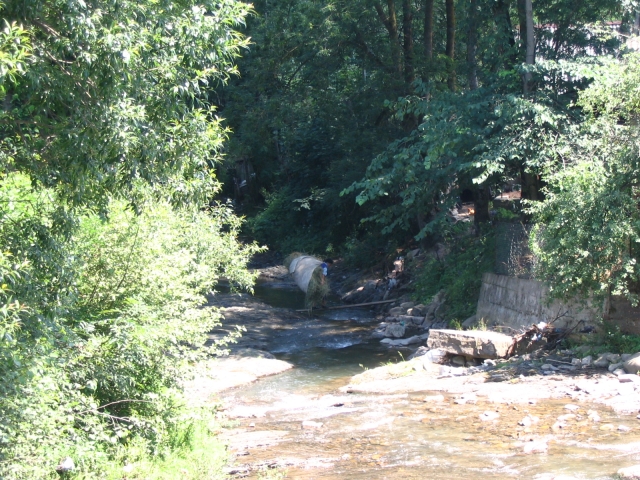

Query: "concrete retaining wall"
<box><xmin>476</xmin><ymin>273</ymin><xmax>600</xmax><ymax>330</ymax></box>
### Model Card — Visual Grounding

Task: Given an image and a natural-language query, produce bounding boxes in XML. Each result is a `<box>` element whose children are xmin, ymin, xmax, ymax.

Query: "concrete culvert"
<box><xmin>284</xmin><ymin>252</ymin><xmax>329</xmax><ymax>308</ymax></box>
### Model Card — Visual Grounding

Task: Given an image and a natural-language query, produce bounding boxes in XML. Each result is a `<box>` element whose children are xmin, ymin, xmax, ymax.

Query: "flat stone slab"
<box><xmin>426</xmin><ymin>329</ymin><xmax>513</xmax><ymax>359</ymax></box>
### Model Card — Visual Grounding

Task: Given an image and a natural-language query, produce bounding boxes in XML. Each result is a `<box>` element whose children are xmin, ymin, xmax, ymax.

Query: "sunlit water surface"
<box><xmin>220</xmin><ymin>282</ymin><xmax>640</xmax><ymax>479</ymax></box>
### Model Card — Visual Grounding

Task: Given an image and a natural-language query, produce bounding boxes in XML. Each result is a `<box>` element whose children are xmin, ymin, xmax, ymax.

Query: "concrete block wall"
<box><xmin>476</xmin><ymin>273</ymin><xmax>600</xmax><ymax>330</ymax></box>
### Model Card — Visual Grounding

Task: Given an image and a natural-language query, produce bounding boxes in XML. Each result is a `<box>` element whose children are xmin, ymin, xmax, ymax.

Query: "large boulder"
<box><xmin>623</xmin><ymin>352</ymin><xmax>640</xmax><ymax>374</ymax></box>
<box><xmin>426</xmin><ymin>329</ymin><xmax>513</xmax><ymax>359</ymax></box>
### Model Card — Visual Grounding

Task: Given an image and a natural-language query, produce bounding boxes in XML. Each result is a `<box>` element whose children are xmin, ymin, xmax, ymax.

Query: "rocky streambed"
<box><xmin>192</xmin><ymin>270</ymin><xmax>640</xmax><ymax>479</ymax></box>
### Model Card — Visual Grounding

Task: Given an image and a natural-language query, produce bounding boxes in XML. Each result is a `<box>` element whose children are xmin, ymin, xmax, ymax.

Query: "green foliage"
<box><xmin>1</xmin><ymin>0</ymin><xmax>253</xmax><ymax>210</ymax></box>
<box><xmin>412</xmin><ymin>224</ymin><xmax>495</xmax><ymax>324</ymax></box>
<box><xmin>342</xmin><ymin>83</ymin><xmax>570</xmax><ymax>240</ymax></box>
<box><xmin>227</xmin><ymin>0</ymin><xmax>624</xmax><ymax>255</ymax></box>
<box><xmin>529</xmin><ymin>53</ymin><xmax>640</xmax><ymax>304</ymax></box>
<box><xmin>0</xmin><ymin>178</ymin><xmax>261</xmax><ymax>478</ymax></box>
<box><xmin>221</xmin><ymin>0</ymin><xmax>407</xmax><ymax>253</ymax></box>
<box><xmin>0</xmin><ymin>17</ymin><xmax>30</xmax><ymax>95</ymax></box>
<box><xmin>591</xmin><ymin>322</ymin><xmax>640</xmax><ymax>355</ymax></box>
<box><xmin>0</xmin><ymin>0</ymin><xmax>260</xmax><ymax>477</ymax></box>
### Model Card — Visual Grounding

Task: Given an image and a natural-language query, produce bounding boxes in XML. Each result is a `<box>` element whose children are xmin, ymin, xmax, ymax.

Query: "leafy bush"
<box><xmin>0</xmin><ymin>176</ymin><xmax>261</xmax><ymax>478</ymax></box>
<box><xmin>411</xmin><ymin>224</ymin><xmax>495</xmax><ymax>324</ymax></box>
<box><xmin>591</xmin><ymin>322</ymin><xmax>640</xmax><ymax>355</ymax></box>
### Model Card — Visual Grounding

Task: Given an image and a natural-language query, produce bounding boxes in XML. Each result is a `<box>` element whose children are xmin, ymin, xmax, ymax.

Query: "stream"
<box><xmin>219</xmin><ymin>281</ymin><xmax>640</xmax><ymax>479</ymax></box>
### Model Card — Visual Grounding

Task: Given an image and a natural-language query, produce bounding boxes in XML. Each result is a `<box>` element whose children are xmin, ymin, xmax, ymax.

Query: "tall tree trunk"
<box><xmin>473</xmin><ymin>185</ymin><xmax>492</xmax><ymax>225</ymax></box>
<box><xmin>375</xmin><ymin>1</ymin><xmax>402</xmax><ymax>75</ymax></box>
<box><xmin>467</xmin><ymin>0</ymin><xmax>478</xmax><ymax>90</ymax></box>
<box><xmin>516</xmin><ymin>0</ymin><xmax>526</xmax><ymax>49</ymax></box>
<box><xmin>402</xmin><ymin>0</ymin><xmax>415</xmax><ymax>86</ymax></box>
<box><xmin>446</xmin><ymin>0</ymin><xmax>456</xmax><ymax>91</ymax></box>
<box><xmin>424</xmin><ymin>0</ymin><xmax>434</xmax><ymax>60</ymax></box>
<box><xmin>402</xmin><ymin>0</ymin><xmax>418</xmax><ymax>130</ymax></box>
<box><xmin>523</xmin><ymin>0</ymin><xmax>535</xmax><ymax>93</ymax></box>
<box><xmin>493</xmin><ymin>0</ymin><xmax>517</xmax><ymax>69</ymax></box>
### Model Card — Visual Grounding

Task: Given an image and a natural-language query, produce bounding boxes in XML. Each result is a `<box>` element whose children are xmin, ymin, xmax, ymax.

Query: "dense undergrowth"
<box><xmin>410</xmin><ymin>223</ymin><xmax>495</xmax><ymax>326</ymax></box>
<box><xmin>0</xmin><ymin>174</ymin><xmax>261</xmax><ymax>479</ymax></box>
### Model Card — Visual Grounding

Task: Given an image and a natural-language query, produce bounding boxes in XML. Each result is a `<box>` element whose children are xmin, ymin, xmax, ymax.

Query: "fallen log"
<box><xmin>295</xmin><ymin>299</ymin><xmax>398</xmax><ymax>313</ymax></box>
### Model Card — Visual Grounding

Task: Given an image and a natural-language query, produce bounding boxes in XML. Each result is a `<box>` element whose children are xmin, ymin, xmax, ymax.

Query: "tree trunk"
<box><xmin>375</xmin><ymin>1</ymin><xmax>402</xmax><ymax>75</ymax></box>
<box><xmin>521</xmin><ymin>169</ymin><xmax>543</xmax><ymax>202</ymax></box>
<box><xmin>517</xmin><ymin>0</ymin><xmax>526</xmax><ymax>47</ymax></box>
<box><xmin>424</xmin><ymin>0</ymin><xmax>434</xmax><ymax>60</ymax></box>
<box><xmin>493</xmin><ymin>0</ymin><xmax>517</xmax><ymax>69</ymax></box>
<box><xmin>446</xmin><ymin>0</ymin><xmax>456</xmax><ymax>91</ymax></box>
<box><xmin>523</xmin><ymin>0</ymin><xmax>535</xmax><ymax>93</ymax></box>
<box><xmin>473</xmin><ymin>185</ymin><xmax>491</xmax><ymax>225</ymax></box>
<box><xmin>467</xmin><ymin>0</ymin><xmax>478</xmax><ymax>90</ymax></box>
<box><xmin>402</xmin><ymin>0</ymin><xmax>415</xmax><ymax>86</ymax></box>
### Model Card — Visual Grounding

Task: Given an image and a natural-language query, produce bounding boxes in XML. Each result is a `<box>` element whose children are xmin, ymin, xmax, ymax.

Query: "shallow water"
<box><xmin>221</xmin><ymin>283</ymin><xmax>640</xmax><ymax>479</ymax></box>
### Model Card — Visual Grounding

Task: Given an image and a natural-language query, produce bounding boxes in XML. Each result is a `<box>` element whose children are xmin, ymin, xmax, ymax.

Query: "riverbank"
<box><xmin>201</xmin><ymin>281</ymin><xmax>640</xmax><ymax>479</ymax></box>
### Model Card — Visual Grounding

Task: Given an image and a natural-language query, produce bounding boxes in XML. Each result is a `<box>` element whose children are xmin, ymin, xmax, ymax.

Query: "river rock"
<box><xmin>587</xmin><ymin>410</ymin><xmax>601</xmax><ymax>422</ymax></box>
<box><xmin>593</xmin><ymin>355</ymin><xmax>610</xmax><ymax>368</ymax></box>
<box><xmin>606</xmin><ymin>353</ymin><xmax>621</xmax><ymax>363</ymax></box>
<box><xmin>623</xmin><ymin>352</ymin><xmax>640</xmax><ymax>374</ymax></box>
<box><xmin>408</xmin><ymin>304</ymin><xmax>427</xmax><ymax>316</ymax></box>
<box><xmin>427</xmin><ymin>329</ymin><xmax>513</xmax><ymax>359</ymax></box>
<box><xmin>422</xmin><ymin>348</ymin><xmax>447</xmax><ymax>364</ymax></box>
<box><xmin>397</xmin><ymin>314</ymin><xmax>426</xmax><ymax>326</ymax></box>
<box><xmin>621</xmin><ymin>353</ymin><xmax>634</xmax><ymax>362</ymax></box>
<box><xmin>518</xmin><ymin>414</ymin><xmax>539</xmax><ymax>427</ymax></box>
<box><xmin>400</xmin><ymin>335</ymin><xmax>421</xmax><ymax>346</ymax></box>
<box><xmin>424</xmin><ymin>291</ymin><xmax>446</xmax><ymax>322</ymax></box>
<box><xmin>581</xmin><ymin>355</ymin><xmax>593</xmax><ymax>366</ymax></box>
<box><xmin>400</xmin><ymin>301</ymin><xmax>415</xmax><ymax>310</ymax></box>
<box><xmin>461</xmin><ymin>314</ymin><xmax>478</xmax><ymax>329</ymax></box>
<box><xmin>609</xmin><ymin>362</ymin><xmax>623</xmax><ymax>372</ymax></box>
<box><xmin>618</xmin><ymin>465</ymin><xmax>640</xmax><ymax>479</ymax></box>
<box><xmin>408</xmin><ymin>346</ymin><xmax>430</xmax><ymax>359</ymax></box>
<box><xmin>384</xmin><ymin>323</ymin><xmax>406</xmax><ymax>338</ymax></box>
<box><xmin>388</xmin><ymin>306</ymin><xmax>405</xmax><ymax>316</ymax></box>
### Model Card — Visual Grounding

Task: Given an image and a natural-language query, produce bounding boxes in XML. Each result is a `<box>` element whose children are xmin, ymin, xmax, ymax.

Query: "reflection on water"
<box><xmin>220</xmin><ymin>282</ymin><xmax>640</xmax><ymax>479</ymax></box>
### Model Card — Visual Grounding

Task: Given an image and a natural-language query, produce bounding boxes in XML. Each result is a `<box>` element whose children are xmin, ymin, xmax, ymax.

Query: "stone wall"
<box><xmin>476</xmin><ymin>273</ymin><xmax>600</xmax><ymax>330</ymax></box>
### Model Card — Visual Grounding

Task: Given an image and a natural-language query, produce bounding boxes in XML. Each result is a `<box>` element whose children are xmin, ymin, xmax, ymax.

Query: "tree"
<box><xmin>0</xmin><ymin>1</ymin><xmax>259</xmax><ymax>476</ymax></box>
<box><xmin>530</xmin><ymin>54</ymin><xmax>640</xmax><ymax>303</ymax></box>
<box><xmin>343</xmin><ymin>0</ymin><xmax>624</xmax><ymax>244</ymax></box>
<box><xmin>1</xmin><ymin>0</ymin><xmax>253</xmax><ymax>211</ymax></box>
